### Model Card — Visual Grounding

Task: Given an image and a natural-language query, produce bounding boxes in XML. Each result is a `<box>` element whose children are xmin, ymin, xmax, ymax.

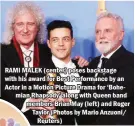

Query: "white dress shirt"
<box><xmin>52</xmin><ymin>55</ymin><xmax>81</xmax><ymax>125</ymax></box>
<box><xmin>20</xmin><ymin>43</ymin><xmax>34</xmax><ymax>67</ymax></box>
<box><xmin>20</xmin><ymin>43</ymin><xmax>34</xmax><ymax>112</ymax></box>
<box><xmin>52</xmin><ymin>55</ymin><xmax>82</xmax><ymax>93</ymax></box>
<box><xmin>95</xmin><ymin>45</ymin><xmax>121</xmax><ymax>77</ymax></box>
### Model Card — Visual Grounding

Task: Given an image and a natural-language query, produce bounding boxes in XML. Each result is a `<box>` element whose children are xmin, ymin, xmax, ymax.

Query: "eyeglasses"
<box><xmin>14</xmin><ymin>22</ymin><xmax>37</xmax><ymax>30</ymax></box>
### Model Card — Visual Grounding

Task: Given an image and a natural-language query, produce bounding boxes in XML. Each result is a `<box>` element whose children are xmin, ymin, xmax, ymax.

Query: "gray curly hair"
<box><xmin>97</xmin><ymin>12</ymin><xmax>124</xmax><ymax>31</ymax></box>
<box><xmin>3</xmin><ymin>1</ymin><xmax>47</xmax><ymax>44</ymax></box>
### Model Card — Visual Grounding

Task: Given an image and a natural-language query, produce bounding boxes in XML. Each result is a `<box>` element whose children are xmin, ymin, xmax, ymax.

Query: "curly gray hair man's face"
<box><xmin>13</xmin><ymin>10</ymin><xmax>38</xmax><ymax>49</ymax></box>
<box><xmin>3</xmin><ymin>2</ymin><xmax>46</xmax><ymax>45</ymax></box>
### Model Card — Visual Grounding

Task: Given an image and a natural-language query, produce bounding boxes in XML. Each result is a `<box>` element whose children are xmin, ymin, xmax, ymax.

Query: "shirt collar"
<box><xmin>52</xmin><ymin>55</ymin><xmax>74</xmax><ymax>68</ymax></box>
<box><xmin>101</xmin><ymin>45</ymin><xmax>121</xmax><ymax>59</ymax></box>
<box><xmin>20</xmin><ymin>43</ymin><xmax>34</xmax><ymax>53</ymax></box>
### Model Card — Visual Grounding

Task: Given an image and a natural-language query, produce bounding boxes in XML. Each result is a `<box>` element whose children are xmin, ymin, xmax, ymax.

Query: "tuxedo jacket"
<box><xmin>83</xmin><ymin>46</ymin><xmax>134</xmax><ymax>125</ymax></box>
<box><xmin>42</xmin><ymin>57</ymin><xmax>87</xmax><ymax>125</ymax></box>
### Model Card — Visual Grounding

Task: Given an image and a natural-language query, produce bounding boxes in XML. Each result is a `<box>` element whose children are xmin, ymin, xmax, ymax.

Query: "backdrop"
<box><xmin>1</xmin><ymin>1</ymin><xmax>134</xmax><ymax>60</ymax></box>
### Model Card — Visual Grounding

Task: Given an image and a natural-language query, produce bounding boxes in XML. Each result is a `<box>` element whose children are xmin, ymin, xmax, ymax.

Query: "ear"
<box><xmin>119</xmin><ymin>30</ymin><xmax>124</xmax><ymax>41</ymax></box>
<box><xmin>47</xmin><ymin>40</ymin><xmax>51</xmax><ymax>49</ymax></box>
<box><xmin>72</xmin><ymin>38</ymin><xmax>75</xmax><ymax>47</ymax></box>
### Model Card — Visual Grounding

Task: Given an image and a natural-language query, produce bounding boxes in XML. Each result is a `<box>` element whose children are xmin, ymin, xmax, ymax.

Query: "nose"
<box><xmin>23</xmin><ymin>24</ymin><xmax>28</xmax><ymax>33</ymax></box>
<box><xmin>100</xmin><ymin>31</ymin><xmax>106</xmax><ymax>39</ymax></box>
<box><xmin>58</xmin><ymin>39</ymin><xmax>64</xmax><ymax>46</ymax></box>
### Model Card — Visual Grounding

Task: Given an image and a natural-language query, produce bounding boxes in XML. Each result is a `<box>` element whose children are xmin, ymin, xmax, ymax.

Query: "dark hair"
<box><xmin>47</xmin><ymin>20</ymin><xmax>73</xmax><ymax>39</ymax></box>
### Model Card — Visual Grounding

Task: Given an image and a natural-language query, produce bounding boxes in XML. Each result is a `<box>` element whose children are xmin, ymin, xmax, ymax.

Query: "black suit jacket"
<box><xmin>83</xmin><ymin>46</ymin><xmax>134</xmax><ymax>125</ymax></box>
<box><xmin>42</xmin><ymin>57</ymin><xmax>87</xmax><ymax>125</ymax></box>
<box><xmin>1</xmin><ymin>42</ymin><xmax>52</xmax><ymax>125</ymax></box>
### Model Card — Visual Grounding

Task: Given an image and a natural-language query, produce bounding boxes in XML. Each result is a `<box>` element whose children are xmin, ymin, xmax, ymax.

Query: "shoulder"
<box><xmin>119</xmin><ymin>49</ymin><xmax>134</xmax><ymax>66</ymax></box>
<box><xmin>1</xmin><ymin>43</ymin><xmax>14</xmax><ymax>54</ymax></box>
<box><xmin>72</xmin><ymin>59</ymin><xmax>79</xmax><ymax>67</ymax></box>
<box><xmin>38</xmin><ymin>43</ymin><xmax>51</xmax><ymax>53</ymax></box>
<box><xmin>123</xmin><ymin>49</ymin><xmax>134</xmax><ymax>59</ymax></box>
<box><xmin>38</xmin><ymin>43</ymin><xmax>48</xmax><ymax>49</ymax></box>
<box><xmin>1</xmin><ymin>43</ymin><xmax>12</xmax><ymax>49</ymax></box>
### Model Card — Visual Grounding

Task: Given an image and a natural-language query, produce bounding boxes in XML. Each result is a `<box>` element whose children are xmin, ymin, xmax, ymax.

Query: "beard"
<box><xmin>95</xmin><ymin>40</ymin><xmax>118</xmax><ymax>54</ymax></box>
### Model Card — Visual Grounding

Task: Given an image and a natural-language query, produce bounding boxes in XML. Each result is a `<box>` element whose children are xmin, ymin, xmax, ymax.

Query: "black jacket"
<box><xmin>79</xmin><ymin>46</ymin><xmax>134</xmax><ymax>125</ymax></box>
<box><xmin>41</xmin><ymin>57</ymin><xmax>87</xmax><ymax>125</ymax></box>
<box><xmin>1</xmin><ymin>42</ymin><xmax>52</xmax><ymax>125</ymax></box>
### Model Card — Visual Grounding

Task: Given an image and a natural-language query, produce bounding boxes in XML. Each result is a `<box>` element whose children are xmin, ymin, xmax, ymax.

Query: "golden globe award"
<box><xmin>40</xmin><ymin>73</ymin><xmax>58</xmax><ymax>119</ymax></box>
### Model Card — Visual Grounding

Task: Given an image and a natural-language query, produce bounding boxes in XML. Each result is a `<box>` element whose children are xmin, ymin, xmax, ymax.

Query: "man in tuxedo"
<box><xmin>1</xmin><ymin>1</ymin><xmax>88</xmax><ymax>125</ymax></box>
<box><xmin>84</xmin><ymin>12</ymin><xmax>134</xmax><ymax>125</ymax></box>
<box><xmin>45</xmin><ymin>20</ymin><xmax>87</xmax><ymax>125</ymax></box>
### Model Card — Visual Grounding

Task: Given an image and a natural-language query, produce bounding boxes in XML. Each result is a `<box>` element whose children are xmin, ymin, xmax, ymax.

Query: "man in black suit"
<box><xmin>1</xmin><ymin>2</ymin><xmax>53</xmax><ymax>125</ymax></box>
<box><xmin>44</xmin><ymin>20</ymin><xmax>87</xmax><ymax>125</ymax></box>
<box><xmin>1</xmin><ymin>1</ymin><xmax>51</xmax><ymax>109</ymax></box>
<box><xmin>82</xmin><ymin>12</ymin><xmax>134</xmax><ymax>125</ymax></box>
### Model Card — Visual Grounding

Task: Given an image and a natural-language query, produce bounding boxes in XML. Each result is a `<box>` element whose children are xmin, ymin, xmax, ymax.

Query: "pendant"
<box><xmin>25</xmin><ymin>56</ymin><xmax>31</xmax><ymax>62</ymax></box>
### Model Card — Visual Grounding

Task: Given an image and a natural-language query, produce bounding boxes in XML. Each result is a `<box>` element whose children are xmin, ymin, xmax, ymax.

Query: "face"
<box><xmin>13</xmin><ymin>10</ymin><xmax>38</xmax><ymax>49</ymax></box>
<box><xmin>47</xmin><ymin>28</ymin><xmax>75</xmax><ymax>63</ymax></box>
<box><xmin>95</xmin><ymin>17</ymin><xmax>124</xmax><ymax>55</ymax></box>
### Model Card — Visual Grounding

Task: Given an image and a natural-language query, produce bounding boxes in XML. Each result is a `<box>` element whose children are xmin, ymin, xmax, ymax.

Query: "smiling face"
<box><xmin>13</xmin><ymin>10</ymin><xmax>38</xmax><ymax>49</ymax></box>
<box><xmin>47</xmin><ymin>28</ymin><xmax>75</xmax><ymax>63</ymax></box>
<box><xmin>95</xmin><ymin>17</ymin><xmax>124</xmax><ymax>56</ymax></box>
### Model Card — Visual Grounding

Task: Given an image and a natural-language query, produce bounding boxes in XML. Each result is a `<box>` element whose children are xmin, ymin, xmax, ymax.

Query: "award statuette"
<box><xmin>40</xmin><ymin>73</ymin><xmax>58</xmax><ymax>119</ymax></box>
<box><xmin>97</xmin><ymin>0</ymin><xmax>107</xmax><ymax>15</ymax></box>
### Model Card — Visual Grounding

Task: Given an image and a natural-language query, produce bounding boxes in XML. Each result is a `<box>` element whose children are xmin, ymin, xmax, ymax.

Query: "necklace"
<box><xmin>23</xmin><ymin>50</ymin><xmax>33</xmax><ymax>67</ymax></box>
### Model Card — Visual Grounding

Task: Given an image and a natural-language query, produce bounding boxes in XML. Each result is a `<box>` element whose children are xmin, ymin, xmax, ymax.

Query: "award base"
<box><xmin>40</xmin><ymin>114</ymin><xmax>58</xmax><ymax>119</ymax></box>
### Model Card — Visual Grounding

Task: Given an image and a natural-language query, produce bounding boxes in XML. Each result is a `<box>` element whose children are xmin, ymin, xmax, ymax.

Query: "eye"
<box><xmin>63</xmin><ymin>37</ymin><xmax>70</xmax><ymax>42</ymax></box>
<box><xmin>105</xmin><ymin>29</ymin><xmax>111</xmax><ymax>33</ymax></box>
<box><xmin>96</xmin><ymin>30</ymin><xmax>100</xmax><ymax>34</ymax></box>
<box><xmin>28</xmin><ymin>22</ymin><xmax>36</xmax><ymax>26</ymax></box>
<box><xmin>16</xmin><ymin>22</ymin><xmax>23</xmax><ymax>27</ymax></box>
<box><xmin>52</xmin><ymin>38</ymin><xmax>59</xmax><ymax>43</ymax></box>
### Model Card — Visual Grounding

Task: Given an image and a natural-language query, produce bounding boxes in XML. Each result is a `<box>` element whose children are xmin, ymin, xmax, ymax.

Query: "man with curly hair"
<box><xmin>1</xmin><ymin>1</ymin><xmax>89</xmax><ymax>125</ymax></box>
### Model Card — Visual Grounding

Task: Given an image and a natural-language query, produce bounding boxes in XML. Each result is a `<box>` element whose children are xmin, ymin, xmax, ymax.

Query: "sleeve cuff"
<box><xmin>21</xmin><ymin>98</ymin><xmax>30</xmax><ymax>113</ymax></box>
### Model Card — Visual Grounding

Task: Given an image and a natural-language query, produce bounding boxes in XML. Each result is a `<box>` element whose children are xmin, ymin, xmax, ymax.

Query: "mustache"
<box><xmin>96</xmin><ymin>40</ymin><xmax>111</xmax><ymax>44</ymax></box>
